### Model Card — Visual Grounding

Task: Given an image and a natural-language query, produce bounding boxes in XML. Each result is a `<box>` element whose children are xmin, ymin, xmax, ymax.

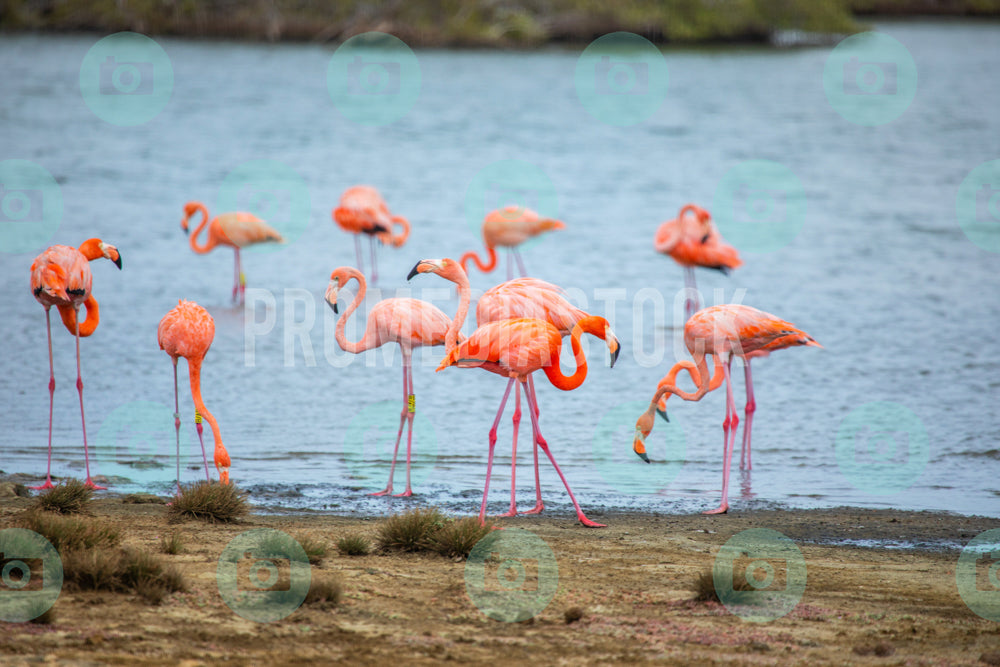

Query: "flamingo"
<box><xmin>29</xmin><ymin>238</ymin><xmax>122</xmax><ymax>490</ymax></box>
<box><xmin>411</xmin><ymin>271</ymin><xmax>620</xmax><ymax>517</ymax></box>
<box><xmin>654</xmin><ymin>204</ymin><xmax>742</xmax><ymax>320</ymax></box>
<box><xmin>181</xmin><ymin>201</ymin><xmax>285</xmax><ymax>304</ymax></box>
<box><xmin>325</xmin><ymin>260</ymin><xmax>469</xmax><ymax>496</ymax></box>
<box><xmin>332</xmin><ymin>186</ymin><xmax>410</xmax><ymax>284</ymax></box>
<box><xmin>437</xmin><ymin>316</ymin><xmax>619</xmax><ymax>527</ymax></box>
<box><xmin>633</xmin><ymin>304</ymin><xmax>820</xmax><ymax>514</ymax></box>
<box><xmin>460</xmin><ymin>206</ymin><xmax>565</xmax><ymax>280</ymax></box>
<box><xmin>157</xmin><ymin>300</ymin><xmax>231</xmax><ymax>489</ymax></box>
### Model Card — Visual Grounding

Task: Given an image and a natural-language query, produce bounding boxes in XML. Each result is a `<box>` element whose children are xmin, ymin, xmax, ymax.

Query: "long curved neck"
<box><xmin>542</xmin><ymin>317</ymin><xmax>594</xmax><ymax>391</ymax></box>
<box><xmin>188</xmin><ymin>356</ymin><xmax>229</xmax><ymax>481</ymax></box>
<box><xmin>335</xmin><ymin>269</ymin><xmax>373</xmax><ymax>354</ymax></box>
<box><xmin>390</xmin><ymin>215</ymin><xmax>410</xmax><ymax>246</ymax></box>
<box><xmin>648</xmin><ymin>353</ymin><xmax>724</xmax><ymax>416</ymax></box>
<box><xmin>460</xmin><ymin>245</ymin><xmax>497</xmax><ymax>274</ymax></box>
<box><xmin>446</xmin><ymin>275</ymin><xmax>471</xmax><ymax>354</ymax></box>
<box><xmin>187</xmin><ymin>204</ymin><xmax>215</xmax><ymax>254</ymax></box>
<box><xmin>57</xmin><ymin>296</ymin><xmax>100</xmax><ymax>337</ymax></box>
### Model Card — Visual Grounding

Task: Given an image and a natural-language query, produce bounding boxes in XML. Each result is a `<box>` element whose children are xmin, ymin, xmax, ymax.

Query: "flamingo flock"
<box><xmin>25</xmin><ymin>187</ymin><xmax>820</xmax><ymax>526</ymax></box>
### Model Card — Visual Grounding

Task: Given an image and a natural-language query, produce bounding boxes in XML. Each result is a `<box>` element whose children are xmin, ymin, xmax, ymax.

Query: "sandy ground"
<box><xmin>1</xmin><ymin>495</ymin><xmax>999</xmax><ymax>666</ymax></box>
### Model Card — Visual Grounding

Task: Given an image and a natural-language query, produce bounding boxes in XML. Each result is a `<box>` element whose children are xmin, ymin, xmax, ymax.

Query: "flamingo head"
<box><xmin>407</xmin><ymin>257</ymin><xmax>468</xmax><ymax>286</ymax></box>
<box><xmin>633</xmin><ymin>411</ymin><xmax>655</xmax><ymax>463</ymax></box>
<box><xmin>605</xmin><ymin>324</ymin><xmax>621</xmax><ymax>368</ymax></box>
<box><xmin>325</xmin><ymin>268</ymin><xmax>356</xmax><ymax>314</ymax></box>
<box><xmin>99</xmin><ymin>242</ymin><xmax>123</xmax><ymax>269</ymax></box>
<box><xmin>539</xmin><ymin>217</ymin><xmax>566</xmax><ymax>233</ymax></box>
<box><xmin>181</xmin><ymin>201</ymin><xmax>203</xmax><ymax>233</ymax></box>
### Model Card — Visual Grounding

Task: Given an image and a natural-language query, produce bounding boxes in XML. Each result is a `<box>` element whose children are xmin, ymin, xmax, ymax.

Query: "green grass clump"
<box><xmin>376</xmin><ymin>508</ymin><xmax>447</xmax><ymax>552</ymax></box>
<box><xmin>336</xmin><ymin>534</ymin><xmax>371</xmax><ymax>556</ymax></box>
<box><xmin>160</xmin><ymin>532</ymin><xmax>184</xmax><ymax>555</ymax></box>
<box><xmin>31</xmin><ymin>479</ymin><xmax>93</xmax><ymax>514</ymax></box>
<box><xmin>167</xmin><ymin>481</ymin><xmax>248</xmax><ymax>523</ymax></box>
<box><xmin>296</xmin><ymin>535</ymin><xmax>328</xmax><ymax>565</ymax></box>
<box><xmin>426</xmin><ymin>516</ymin><xmax>493</xmax><ymax>558</ymax></box>
<box><xmin>15</xmin><ymin>510</ymin><xmax>121</xmax><ymax>552</ymax></box>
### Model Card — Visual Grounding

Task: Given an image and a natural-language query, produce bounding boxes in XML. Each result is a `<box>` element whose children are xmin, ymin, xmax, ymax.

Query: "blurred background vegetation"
<box><xmin>1</xmin><ymin>0</ymin><xmax>998</xmax><ymax>45</ymax></box>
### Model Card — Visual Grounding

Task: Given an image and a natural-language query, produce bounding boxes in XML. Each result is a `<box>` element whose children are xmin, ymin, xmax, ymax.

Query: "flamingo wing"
<box><xmin>158</xmin><ymin>300</ymin><xmax>215</xmax><ymax>359</ymax></box>
<box><xmin>30</xmin><ymin>245</ymin><xmax>91</xmax><ymax>307</ymax></box>
<box><xmin>369</xmin><ymin>298</ymin><xmax>456</xmax><ymax>349</ymax></box>
<box><xmin>216</xmin><ymin>213</ymin><xmax>284</xmax><ymax>247</ymax></box>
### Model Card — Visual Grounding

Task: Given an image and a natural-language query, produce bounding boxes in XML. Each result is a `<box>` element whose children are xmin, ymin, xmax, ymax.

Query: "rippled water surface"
<box><xmin>2</xmin><ymin>22</ymin><xmax>998</xmax><ymax>518</ymax></box>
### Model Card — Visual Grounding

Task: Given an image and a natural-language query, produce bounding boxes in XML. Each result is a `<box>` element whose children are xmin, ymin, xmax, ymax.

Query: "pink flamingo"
<box><xmin>181</xmin><ymin>201</ymin><xmax>285</xmax><ymax>304</ymax></box>
<box><xmin>325</xmin><ymin>260</ymin><xmax>469</xmax><ymax>496</ymax></box>
<box><xmin>654</xmin><ymin>204</ymin><xmax>742</xmax><ymax>320</ymax></box>
<box><xmin>332</xmin><ymin>186</ymin><xmax>410</xmax><ymax>284</ymax></box>
<box><xmin>633</xmin><ymin>304</ymin><xmax>821</xmax><ymax>514</ymax></box>
<box><xmin>460</xmin><ymin>206</ymin><xmax>565</xmax><ymax>280</ymax></box>
<box><xmin>158</xmin><ymin>300</ymin><xmax>231</xmax><ymax>489</ymax></box>
<box><xmin>29</xmin><ymin>238</ymin><xmax>122</xmax><ymax>490</ymax></box>
<box><xmin>437</xmin><ymin>316</ymin><xmax>619</xmax><ymax>527</ymax></box>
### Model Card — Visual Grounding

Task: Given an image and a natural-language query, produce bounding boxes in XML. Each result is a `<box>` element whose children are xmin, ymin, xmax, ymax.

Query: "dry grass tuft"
<box><xmin>691</xmin><ymin>568</ymin><xmax>753</xmax><ymax>602</ymax></box>
<box><xmin>160</xmin><ymin>532</ymin><xmax>184</xmax><ymax>555</ymax></box>
<box><xmin>304</xmin><ymin>577</ymin><xmax>343</xmax><ymax>609</ymax></box>
<box><xmin>564</xmin><ymin>606</ymin><xmax>585</xmax><ymax>624</ymax></box>
<box><xmin>426</xmin><ymin>516</ymin><xmax>492</xmax><ymax>558</ymax></box>
<box><xmin>376</xmin><ymin>508</ymin><xmax>447</xmax><ymax>552</ymax></box>
<box><xmin>62</xmin><ymin>546</ymin><xmax>186</xmax><ymax>605</ymax></box>
<box><xmin>15</xmin><ymin>510</ymin><xmax>121</xmax><ymax>552</ymax></box>
<box><xmin>336</xmin><ymin>534</ymin><xmax>371</xmax><ymax>556</ymax></box>
<box><xmin>167</xmin><ymin>481</ymin><xmax>248</xmax><ymax>523</ymax></box>
<box><xmin>122</xmin><ymin>493</ymin><xmax>166</xmax><ymax>505</ymax></box>
<box><xmin>296</xmin><ymin>535</ymin><xmax>328</xmax><ymax>565</ymax></box>
<box><xmin>31</xmin><ymin>479</ymin><xmax>93</xmax><ymax>514</ymax></box>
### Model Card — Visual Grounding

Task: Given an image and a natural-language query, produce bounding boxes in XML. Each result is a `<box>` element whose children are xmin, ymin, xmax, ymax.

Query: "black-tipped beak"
<box><xmin>656</xmin><ymin>408</ymin><xmax>669</xmax><ymax>423</ymax></box>
<box><xmin>406</xmin><ymin>262</ymin><xmax>421</xmax><ymax>281</ymax></box>
<box><xmin>182</xmin><ymin>226</ymin><xmax>189</xmax><ymax>236</ymax></box>
<box><xmin>637</xmin><ymin>451</ymin><xmax>650</xmax><ymax>463</ymax></box>
<box><xmin>332</xmin><ymin>302</ymin><xmax>339</xmax><ymax>314</ymax></box>
<box><xmin>610</xmin><ymin>343</ymin><xmax>620</xmax><ymax>368</ymax></box>
<box><xmin>113</xmin><ymin>254</ymin><xmax>123</xmax><ymax>270</ymax></box>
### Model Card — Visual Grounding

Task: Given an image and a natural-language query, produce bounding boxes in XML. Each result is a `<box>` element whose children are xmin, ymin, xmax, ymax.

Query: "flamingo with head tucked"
<box><xmin>181</xmin><ymin>201</ymin><xmax>285</xmax><ymax>304</ymax></box>
<box><xmin>655</xmin><ymin>204</ymin><xmax>742</xmax><ymax>320</ymax></box>
<box><xmin>325</xmin><ymin>259</ymin><xmax>468</xmax><ymax>496</ymax></box>
<box><xmin>30</xmin><ymin>238</ymin><xmax>122</xmax><ymax>490</ymax></box>
<box><xmin>460</xmin><ymin>206</ymin><xmax>565</xmax><ymax>280</ymax></box>
<box><xmin>332</xmin><ymin>186</ymin><xmax>410</xmax><ymax>284</ymax></box>
<box><xmin>633</xmin><ymin>304</ymin><xmax>820</xmax><ymax>514</ymax></box>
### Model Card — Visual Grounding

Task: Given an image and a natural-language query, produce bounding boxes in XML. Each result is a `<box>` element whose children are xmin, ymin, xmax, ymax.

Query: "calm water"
<box><xmin>1</xmin><ymin>22</ymin><xmax>998</xmax><ymax>519</ymax></box>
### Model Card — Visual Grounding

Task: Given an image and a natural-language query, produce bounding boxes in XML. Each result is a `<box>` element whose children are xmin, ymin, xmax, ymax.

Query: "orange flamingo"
<box><xmin>181</xmin><ymin>201</ymin><xmax>285</xmax><ymax>304</ymax></box>
<box><xmin>437</xmin><ymin>316</ymin><xmax>619</xmax><ymax>527</ymax></box>
<box><xmin>460</xmin><ymin>206</ymin><xmax>565</xmax><ymax>280</ymax></box>
<box><xmin>654</xmin><ymin>204</ymin><xmax>742</xmax><ymax>320</ymax></box>
<box><xmin>325</xmin><ymin>260</ymin><xmax>469</xmax><ymax>496</ymax></box>
<box><xmin>157</xmin><ymin>300</ymin><xmax>230</xmax><ymax>488</ymax></box>
<box><xmin>633</xmin><ymin>304</ymin><xmax>820</xmax><ymax>514</ymax></box>
<box><xmin>332</xmin><ymin>186</ymin><xmax>410</xmax><ymax>284</ymax></box>
<box><xmin>29</xmin><ymin>239</ymin><xmax>122</xmax><ymax>490</ymax></box>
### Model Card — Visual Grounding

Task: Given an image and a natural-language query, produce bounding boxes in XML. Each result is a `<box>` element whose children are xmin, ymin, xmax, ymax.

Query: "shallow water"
<box><xmin>1</xmin><ymin>21</ymin><xmax>998</xmax><ymax>518</ymax></box>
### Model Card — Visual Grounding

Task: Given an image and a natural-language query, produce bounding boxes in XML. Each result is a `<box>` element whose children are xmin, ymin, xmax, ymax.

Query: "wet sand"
<box><xmin>1</xmin><ymin>495</ymin><xmax>999</xmax><ymax>666</ymax></box>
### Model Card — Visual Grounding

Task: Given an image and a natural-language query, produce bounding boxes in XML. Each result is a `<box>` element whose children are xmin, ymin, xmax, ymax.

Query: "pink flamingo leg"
<box><xmin>506</xmin><ymin>250</ymin><xmax>514</xmax><ymax>281</ymax></box>
<box><xmin>354</xmin><ymin>236</ymin><xmax>364</xmax><ymax>274</ymax></box>
<box><xmin>498</xmin><ymin>383</ymin><xmax>522</xmax><ymax>517</ymax></box>
<box><xmin>705</xmin><ymin>357</ymin><xmax>738</xmax><ymax>515</ymax></box>
<box><xmin>231</xmin><ymin>248</ymin><xmax>240</xmax><ymax>303</ymax></box>
<box><xmin>740</xmin><ymin>358</ymin><xmax>755</xmax><ymax>471</ymax></box>
<box><xmin>172</xmin><ymin>358</ymin><xmax>182</xmax><ymax>494</ymax></box>
<box><xmin>237</xmin><ymin>248</ymin><xmax>246</xmax><ymax>304</ymax></box>
<box><xmin>479</xmin><ymin>379</ymin><xmax>515</xmax><ymax>525</ymax></box>
<box><xmin>372</xmin><ymin>356</ymin><xmax>409</xmax><ymax>496</ymax></box>
<box><xmin>369</xmin><ymin>236</ymin><xmax>378</xmax><ymax>284</ymax></box>
<box><xmin>523</xmin><ymin>380</ymin><xmax>604</xmax><ymax>527</ymax></box>
<box><xmin>30</xmin><ymin>308</ymin><xmax>56</xmax><ymax>490</ymax></box>
<box><xmin>520</xmin><ymin>376</ymin><xmax>544</xmax><ymax>515</ymax></box>
<box><xmin>683</xmin><ymin>266</ymin><xmax>700</xmax><ymax>321</ymax></box>
<box><xmin>394</xmin><ymin>352</ymin><xmax>415</xmax><ymax>497</ymax></box>
<box><xmin>73</xmin><ymin>309</ymin><xmax>105</xmax><ymax>490</ymax></box>
<box><xmin>512</xmin><ymin>248</ymin><xmax>527</xmax><ymax>277</ymax></box>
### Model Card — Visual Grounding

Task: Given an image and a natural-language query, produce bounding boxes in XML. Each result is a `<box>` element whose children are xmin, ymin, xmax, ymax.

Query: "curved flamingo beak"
<box><xmin>633</xmin><ymin>428</ymin><xmax>651</xmax><ymax>463</ymax></box>
<box><xmin>407</xmin><ymin>259</ymin><xmax>443</xmax><ymax>281</ymax></box>
<box><xmin>324</xmin><ymin>281</ymin><xmax>340</xmax><ymax>314</ymax></box>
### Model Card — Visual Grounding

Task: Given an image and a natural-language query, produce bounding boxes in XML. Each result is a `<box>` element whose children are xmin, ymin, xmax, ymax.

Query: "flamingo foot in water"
<box><xmin>83</xmin><ymin>478</ymin><xmax>107</xmax><ymax>491</ymax></box>
<box><xmin>370</xmin><ymin>488</ymin><xmax>392</xmax><ymax>497</ymax></box>
<box><xmin>392</xmin><ymin>489</ymin><xmax>413</xmax><ymax>498</ymax></box>
<box><xmin>703</xmin><ymin>503</ymin><xmax>729</xmax><ymax>515</ymax></box>
<box><xmin>29</xmin><ymin>478</ymin><xmax>55</xmax><ymax>490</ymax></box>
<box><xmin>520</xmin><ymin>502</ymin><xmax>545</xmax><ymax>515</ymax></box>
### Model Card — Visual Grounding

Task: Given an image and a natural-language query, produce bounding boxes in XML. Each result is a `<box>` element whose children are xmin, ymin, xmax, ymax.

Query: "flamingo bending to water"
<box><xmin>30</xmin><ymin>238</ymin><xmax>122</xmax><ymax>490</ymax></box>
<box><xmin>181</xmin><ymin>201</ymin><xmax>284</xmax><ymax>304</ymax></box>
<box><xmin>633</xmin><ymin>304</ymin><xmax>820</xmax><ymax>514</ymax></box>
<box><xmin>460</xmin><ymin>207</ymin><xmax>564</xmax><ymax>280</ymax></box>
<box><xmin>332</xmin><ymin>186</ymin><xmax>410</xmax><ymax>284</ymax></box>
<box><xmin>655</xmin><ymin>204</ymin><xmax>742</xmax><ymax>320</ymax></box>
<box><xmin>158</xmin><ymin>300</ymin><xmax>231</xmax><ymax>488</ymax></box>
<box><xmin>437</xmin><ymin>316</ymin><xmax>619</xmax><ymax>527</ymax></box>
<box><xmin>325</xmin><ymin>260</ymin><xmax>468</xmax><ymax>496</ymax></box>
